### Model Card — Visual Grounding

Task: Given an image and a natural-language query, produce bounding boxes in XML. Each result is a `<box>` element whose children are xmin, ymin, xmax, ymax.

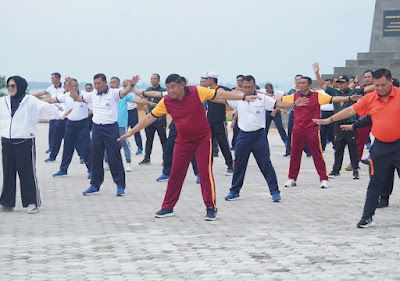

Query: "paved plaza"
<box><xmin>0</xmin><ymin>123</ymin><xmax>399</xmax><ymax>281</ymax></box>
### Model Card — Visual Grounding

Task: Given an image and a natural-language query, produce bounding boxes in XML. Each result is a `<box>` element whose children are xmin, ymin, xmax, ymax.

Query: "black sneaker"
<box><xmin>154</xmin><ymin>208</ymin><xmax>174</xmax><ymax>218</ymax></box>
<box><xmin>139</xmin><ymin>159</ymin><xmax>151</xmax><ymax>165</ymax></box>
<box><xmin>361</xmin><ymin>158</ymin><xmax>370</xmax><ymax>165</ymax></box>
<box><xmin>377</xmin><ymin>197</ymin><xmax>389</xmax><ymax>208</ymax></box>
<box><xmin>357</xmin><ymin>217</ymin><xmax>375</xmax><ymax>228</ymax></box>
<box><xmin>225</xmin><ymin>167</ymin><xmax>234</xmax><ymax>176</ymax></box>
<box><xmin>283</xmin><ymin>153</ymin><xmax>290</xmax><ymax>157</ymax></box>
<box><xmin>204</xmin><ymin>207</ymin><xmax>217</xmax><ymax>221</ymax></box>
<box><xmin>329</xmin><ymin>171</ymin><xmax>341</xmax><ymax>179</ymax></box>
<box><xmin>352</xmin><ymin>169</ymin><xmax>359</xmax><ymax>179</ymax></box>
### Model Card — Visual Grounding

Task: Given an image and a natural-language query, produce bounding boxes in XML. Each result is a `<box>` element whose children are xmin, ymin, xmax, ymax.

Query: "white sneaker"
<box><xmin>125</xmin><ymin>164</ymin><xmax>132</xmax><ymax>172</ymax></box>
<box><xmin>284</xmin><ymin>179</ymin><xmax>296</xmax><ymax>187</ymax></box>
<box><xmin>104</xmin><ymin>163</ymin><xmax>110</xmax><ymax>171</ymax></box>
<box><xmin>27</xmin><ymin>204</ymin><xmax>39</xmax><ymax>214</ymax></box>
<box><xmin>320</xmin><ymin>180</ymin><xmax>328</xmax><ymax>188</ymax></box>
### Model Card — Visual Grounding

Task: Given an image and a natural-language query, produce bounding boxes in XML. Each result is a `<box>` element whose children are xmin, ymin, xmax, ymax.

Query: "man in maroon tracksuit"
<box><xmin>119</xmin><ymin>74</ymin><xmax>259</xmax><ymax>221</ymax></box>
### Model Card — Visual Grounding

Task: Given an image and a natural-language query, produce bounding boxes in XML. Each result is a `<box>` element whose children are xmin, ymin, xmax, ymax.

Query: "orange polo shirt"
<box><xmin>353</xmin><ymin>86</ymin><xmax>400</xmax><ymax>143</ymax></box>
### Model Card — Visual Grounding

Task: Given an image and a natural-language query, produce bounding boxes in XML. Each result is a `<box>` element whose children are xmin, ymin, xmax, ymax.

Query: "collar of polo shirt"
<box><xmin>97</xmin><ymin>86</ymin><xmax>109</xmax><ymax>95</ymax></box>
<box><xmin>55</xmin><ymin>82</ymin><xmax>62</xmax><ymax>89</ymax></box>
<box><xmin>300</xmin><ymin>91</ymin><xmax>312</xmax><ymax>97</ymax></box>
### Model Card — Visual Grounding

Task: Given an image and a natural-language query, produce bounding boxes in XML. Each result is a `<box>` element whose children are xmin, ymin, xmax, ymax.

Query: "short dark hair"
<box><xmin>165</xmin><ymin>74</ymin><xmax>182</xmax><ymax>84</ymax></box>
<box><xmin>212</xmin><ymin>78</ymin><xmax>218</xmax><ymax>84</ymax></box>
<box><xmin>243</xmin><ymin>75</ymin><xmax>256</xmax><ymax>84</ymax></box>
<box><xmin>110</xmin><ymin>76</ymin><xmax>120</xmax><ymax>82</ymax></box>
<box><xmin>236</xmin><ymin>75</ymin><xmax>244</xmax><ymax>79</ymax></box>
<box><xmin>85</xmin><ymin>83</ymin><xmax>93</xmax><ymax>87</ymax></box>
<box><xmin>94</xmin><ymin>73</ymin><xmax>107</xmax><ymax>81</ymax></box>
<box><xmin>265</xmin><ymin>83</ymin><xmax>273</xmax><ymax>89</ymax></box>
<box><xmin>332</xmin><ymin>76</ymin><xmax>339</xmax><ymax>80</ymax></box>
<box><xmin>52</xmin><ymin>72</ymin><xmax>61</xmax><ymax>79</ymax></box>
<box><xmin>324</xmin><ymin>78</ymin><xmax>332</xmax><ymax>83</ymax></box>
<box><xmin>71</xmin><ymin>78</ymin><xmax>78</xmax><ymax>84</ymax></box>
<box><xmin>295</xmin><ymin>74</ymin><xmax>303</xmax><ymax>79</ymax></box>
<box><xmin>180</xmin><ymin>76</ymin><xmax>187</xmax><ymax>84</ymax></box>
<box><xmin>392</xmin><ymin>78</ymin><xmax>399</xmax><ymax>87</ymax></box>
<box><xmin>373</xmin><ymin>69</ymin><xmax>392</xmax><ymax>80</ymax></box>
<box><xmin>363</xmin><ymin>70</ymin><xmax>373</xmax><ymax>76</ymax></box>
<box><xmin>350</xmin><ymin>76</ymin><xmax>356</xmax><ymax>80</ymax></box>
<box><xmin>152</xmin><ymin>73</ymin><xmax>161</xmax><ymax>80</ymax></box>
<box><xmin>301</xmin><ymin>76</ymin><xmax>312</xmax><ymax>85</ymax></box>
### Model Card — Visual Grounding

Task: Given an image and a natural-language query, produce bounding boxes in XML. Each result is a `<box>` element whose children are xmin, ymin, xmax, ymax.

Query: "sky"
<box><xmin>0</xmin><ymin>0</ymin><xmax>376</xmax><ymax>88</ymax></box>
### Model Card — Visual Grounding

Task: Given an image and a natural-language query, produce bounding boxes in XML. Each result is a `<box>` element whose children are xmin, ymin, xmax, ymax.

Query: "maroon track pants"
<box><xmin>161</xmin><ymin>138</ymin><xmax>217</xmax><ymax>211</ymax></box>
<box><xmin>288</xmin><ymin>129</ymin><xmax>329</xmax><ymax>181</ymax></box>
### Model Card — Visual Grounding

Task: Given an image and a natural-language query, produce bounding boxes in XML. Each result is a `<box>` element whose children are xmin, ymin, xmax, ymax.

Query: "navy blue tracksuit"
<box><xmin>91</xmin><ymin>123</ymin><xmax>125</xmax><ymax>189</ymax></box>
<box><xmin>49</xmin><ymin>119</ymin><xmax>66</xmax><ymax>159</ymax></box>
<box><xmin>231</xmin><ymin>129</ymin><xmax>279</xmax><ymax>195</ymax></box>
<box><xmin>59</xmin><ymin>118</ymin><xmax>91</xmax><ymax>174</ymax></box>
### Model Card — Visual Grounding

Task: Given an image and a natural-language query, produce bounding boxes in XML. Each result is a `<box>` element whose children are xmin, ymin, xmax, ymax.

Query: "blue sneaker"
<box><xmin>52</xmin><ymin>171</ymin><xmax>67</xmax><ymax>178</ymax></box>
<box><xmin>136</xmin><ymin>148</ymin><xmax>143</xmax><ymax>155</ymax></box>
<box><xmin>116</xmin><ymin>187</ymin><xmax>125</xmax><ymax>196</ymax></box>
<box><xmin>205</xmin><ymin>207</ymin><xmax>217</xmax><ymax>221</ymax></box>
<box><xmin>225</xmin><ymin>192</ymin><xmax>240</xmax><ymax>201</ymax></box>
<box><xmin>46</xmin><ymin>148</ymin><xmax>52</xmax><ymax>154</ymax></box>
<box><xmin>83</xmin><ymin>186</ymin><xmax>99</xmax><ymax>196</ymax></box>
<box><xmin>154</xmin><ymin>208</ymin><xmax>174</xmax><ymax>218</ymax></box>
<box><xmin>272</xmin><ymin>193</ymin><xmax>281</xmax><ymax>202</ymax></box>
<box><xmin>196</xmin><ymin>174</ymin><xmax>200</xmax><ymax>184</ymax></box>
<box><xmin>80</xmin><ymin>157</ymin><xmax>85</xmax><ymax>164</ymax></box>
<box><xmin>45</xmin><ymin>157</ymin><xmax>56</xmax><ymax>163</ymax></box>
<box><xmin>87</xmin><ymin>171</ymin><xmax>92</xmax><ymax>179</ymax></box>
<box><xmin>156</xmin><ymin>174</ymin><xmax>170</xmax><ymax>182</ymax></box>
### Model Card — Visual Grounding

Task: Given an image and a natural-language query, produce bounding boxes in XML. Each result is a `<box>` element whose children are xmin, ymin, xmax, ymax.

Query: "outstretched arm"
<box><xmin>331</xmin><ymin>94</ymin><xmax>362</xmax><ymax>103</ymax></box>
<box><xmin>120</xmin><ymin>75</ymin><xmax>140</xmax><ymax>98</ymax></box>
<box><xmin>118</xmin><ymin>113</ymin><xmax>158</xmax><ymax>141</ymax></box>
<box><xmin>133</xmin><ymin>88</ymin><xmax>163</xmax><ymax>98</ymax></box>
<box><xmin>313</xmin><ymin>106</ymin><xmax>357</xmax><ymax>125</ymax></box>
<box><xmin>276</xmin><ymin>97</ymin><xmax>308</xmax><ymax>108</ymax></box>
<box><xmin>213</xmin><ymin>89</ymin><xmax>260</xmax><ymax>103</ymax></box>
<box><xmin>313</xmin><ymin>62</ymin><xmax>327</xmax><ymax>91</ymax></box>
<box><xmin>66</xmin><ymin>77</ymin><xmax>84</xmax><ymax>102</ymax></box>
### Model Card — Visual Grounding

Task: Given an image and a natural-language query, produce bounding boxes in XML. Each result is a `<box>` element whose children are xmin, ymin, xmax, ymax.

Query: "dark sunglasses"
<box><xmin>7</xmin><ymin>84</ymin><xmax>16</xmax><ymax>89</ymax></box>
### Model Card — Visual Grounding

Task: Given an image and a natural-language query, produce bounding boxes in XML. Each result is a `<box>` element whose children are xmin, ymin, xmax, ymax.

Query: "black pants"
<box><xmin>91</xmin><ymin>123</ymin><xmax>125</xmax><ymax>189</ymax></box>
<box><xmin>332</xmin><ymin>123</ymin><xmax>359</xmax><ymax>172</ymax></box>
<box><xmin>163</xmin><ymin>121</ymin><xmax>198</xmax><ymax>176</ymax></box>
<box><xmin>363</xmin><ymin>139</ymin><xmax>400</xmax><ymax>218</ymax></box>
<box><xmin>60</xmin><ymin>119</ymin><xmax>92</xmax><ymax>174</ymax></box>
<box><xmin>128</xmin><ymin>108</ymin><xmax>143</xmax><ymax>150</ymax></box>
<box><xmin>144</xmin><ymin>116</ymin><xmax>167</xmax><ymax>161</ymax></box>
<box><xmin>209</xmin><ymin>121</ymin><xmax>233</xmax><ymax>169</ymax></box>
<box><xmin>320</xmin><ymin>110</ymin><xmax>335</xmax><ymax>151</ymax></box>
<box><xmin>0</xmin><ymin>138</ymin><xmax>41</xmax><ymax>208</ymax></box>
<box><xmin>50</xmin><ymin>119</ymin><xmax>66</xmax><ymax>159</ymax></box>
<box><xmin>266</xmin><ymin>110</ymin><xmax>287</xmax><ymax>143</ymax></box>
<box><xmin>380</xmin><ymin>165</ymin><xmax>399</xmax><ymax>200</ymax></box>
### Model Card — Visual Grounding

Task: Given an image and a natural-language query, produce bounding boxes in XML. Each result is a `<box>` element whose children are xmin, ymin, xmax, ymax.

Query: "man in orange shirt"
<box><xmin>313</xmin><ymin>69</ymin><xmax>400</xmax><ymax>228</ymax></box>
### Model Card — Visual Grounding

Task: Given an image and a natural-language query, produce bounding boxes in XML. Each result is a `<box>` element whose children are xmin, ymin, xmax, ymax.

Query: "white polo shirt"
<box><xmin>57</xmin><ymin>91</ymin><xmax>89</xmax><ymax>121</ymax></box>
<box><xmin>46</xmin><ymin>83</ymin><xmax>66</xmax><ymax>111</ymax></box>
<box><xmin>82</xmin><ymin>87</ymin><xmax>120</xmax><ymax>125</ymax></box>
<box><xmin>226</xmin><ymin>93</ymin><xmax>276</xmax><ymax>132</ymax></box>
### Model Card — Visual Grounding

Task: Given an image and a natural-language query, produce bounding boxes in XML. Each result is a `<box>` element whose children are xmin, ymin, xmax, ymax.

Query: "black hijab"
<box><xmin>7</xmin><ymin>76</ymin><xmax>28</xmax><ymax>117</ymax></box>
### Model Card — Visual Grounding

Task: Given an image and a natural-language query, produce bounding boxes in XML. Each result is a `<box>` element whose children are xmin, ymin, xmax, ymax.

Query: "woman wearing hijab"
<box><xmin>0</xmin><ymin>76</ymin><xmax>71</xmax><ymax>214</ymax></box>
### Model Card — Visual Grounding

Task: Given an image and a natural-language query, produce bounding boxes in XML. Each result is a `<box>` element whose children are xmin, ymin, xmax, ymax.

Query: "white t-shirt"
<box><xmin>226</xmin><ymin>94</ymin><xmax>277</xmax><ymax>132</ymax></box>
<box><xmin>57</xmin><ymin>91</ymin><xmax>89</xmax><ymax>121</ymax></box>
<box><xmin>127</xmin><ymin>94</ymin><xmax>141</xmax><ymax>110</ymax></box>
<box><xmin>82</xmin><ymin>88</ymin><xmax>121</xmax><ymax>125</ymax></box>
<box><xmin>46</xmin><ymin>83</ymin><xmax>66</xmax><ymax>111</ymax></box>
